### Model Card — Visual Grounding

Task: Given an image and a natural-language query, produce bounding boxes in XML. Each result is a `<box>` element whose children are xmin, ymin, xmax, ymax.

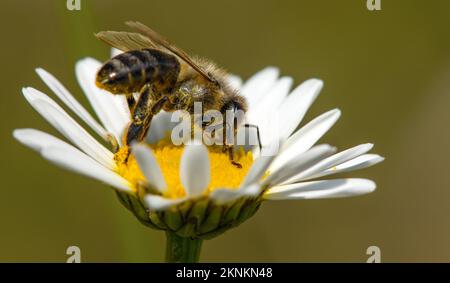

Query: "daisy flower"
<box><xmin>13</xmin><ymin>52</ymin><xmax>383</xmax><ymax>262</ymax></box>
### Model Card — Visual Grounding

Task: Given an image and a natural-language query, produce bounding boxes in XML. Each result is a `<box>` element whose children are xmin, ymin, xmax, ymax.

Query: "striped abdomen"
<box><xmin>96</xmin><ymin>49</ymin><xmax>180</xmax><ymax>95</ymax></box>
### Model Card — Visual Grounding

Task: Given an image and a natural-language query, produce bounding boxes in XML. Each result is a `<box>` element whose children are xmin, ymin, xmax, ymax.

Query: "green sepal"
<box><xmin>199</xmin><ymin>224</ymin><xmax>232</xmax><ymax>240</ymax></box>
<box><xmin>199</xmin><ymin>205</ymin><xmax>223</xmax><ymax>234</ymax></box>
<box><xmin>221</xmin><ymin>198</ymin><xmax>245</xmax><ymax>225</ymax></box>
<box><xmin>178</xmin><ymin>200</ymin><xmax>193</xmax><ymax>219</ymax></box>
<box><xmin>149</xmin><ymin>212</ymin><xmax>167</xmax><ymax>229</ymax></box>
<box><xmin>163</xmin><ymin>209</ymin><xmax>183</xmax><ymax>231</ymax></box>
<box><xmin>236</xmin><ymin>199</ymin><xmax>261</xmax><ymax>225</ymax></box>
<box><xmin>176</xmin><ymin>220</ymin><xmax>197</xmax><ymax>238</ymax></box>
<box><xmin>187</xmin><ymin>198</ymin><xmax>209</xmax><ymax>228</ymax></box>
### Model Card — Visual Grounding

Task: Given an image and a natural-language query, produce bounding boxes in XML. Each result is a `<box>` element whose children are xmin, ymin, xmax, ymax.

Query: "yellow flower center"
<box><xmin>114</xmin><ymin>139</ymin><xmax>254</xmax><ymax>199</ymax></box>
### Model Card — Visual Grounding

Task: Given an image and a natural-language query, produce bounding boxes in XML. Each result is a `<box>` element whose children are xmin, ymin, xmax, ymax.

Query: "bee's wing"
<box><xmin>95</xmin><ymin>31</ymin><xmax>158</xmax><ymax>51</ymax></box>
<box><xmin>125</xmin><ymin>21</ymin><xmax>216</xmax><ymax>83</ymax></box>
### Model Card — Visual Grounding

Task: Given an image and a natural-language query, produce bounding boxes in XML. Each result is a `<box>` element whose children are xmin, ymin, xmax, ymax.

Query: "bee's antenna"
<box><xmin>244</xmin><ymin>124</ymin><xmax>262</xmax><ymax>151</ymax></box>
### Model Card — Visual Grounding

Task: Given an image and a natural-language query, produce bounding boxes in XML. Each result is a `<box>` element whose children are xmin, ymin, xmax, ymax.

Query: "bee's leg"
<box><xmin>124</xmin><ymin>84</ymin><xmax>166</xmax><ymax>145</ymax></box>
<box><xmin>221</xmin><ymin>121</ymin><xmax>242</xmax><ymax>168</ymax></box>
<box><xmin>106</xmin><ymin>133</ymin><xmax>120</xmax><ymax>153</ymax></box>
<box><xmin>126</xmin><ymin>95</ymin><xmax>136</xmax><ymax>112</ymax></box>
<box><xmin>227</xmin><ymin>146</ymin><xmax>242</xmax><ymax>169</ymax></box>
<box><xmin>244</xmin><ymin>124</ymin><xmax>262</xmax><ymax>151</ymax></box>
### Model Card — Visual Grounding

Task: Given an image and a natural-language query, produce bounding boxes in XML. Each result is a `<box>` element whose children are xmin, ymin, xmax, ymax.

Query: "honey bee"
<box><xmin>95</xmin><ymin>21</ymin><xmax>259</xmax><ymax>167</ymax></box>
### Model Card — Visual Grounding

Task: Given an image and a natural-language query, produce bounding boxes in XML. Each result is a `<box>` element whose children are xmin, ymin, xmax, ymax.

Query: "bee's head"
<box><xmin>220</xmin><ymin>94</ymin><xmax>247</xmax><ymax>143</ymax></box>
<box><xmin>220</xmin><ymin>94</ymin><xmax>248</xmax><ymax>132</ymax></box>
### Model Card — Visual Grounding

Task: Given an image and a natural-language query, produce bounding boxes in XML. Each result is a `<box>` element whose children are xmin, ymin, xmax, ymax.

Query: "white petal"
<box><xmin>260</xmin><ymin>76</ymin><xmax>292</xmax><ymax>109</ymax></box>
<box><xmin>246</xmin><ymin>77</ymin><xmax>293</xmax><ymax>147</ymax></box>
<box><xmin>227</xmin><ymin>74</ymin><xmax>243</xmax><ymax>90</ymax></box>
<box><xmin>132</xmin><ymin>144</ymin><xmax>167</xmax><ymax>193</ymax></box>
<box><xmin>144</xmin><ymin>195</ymin><xmax>186</xmax><ymax>210</ymax></box>
<box><xmin>264</xmin><ymin>144</ymin><xmax>336</xmax><ymax>186</ymax></box>
<box><xmin>35</xmin><ymin>68</ymin><xmax>109</xmax><ymax>140</ymax></box>
<box><xmin>269</xmin><ymin>109</ymin><xmax>341</xmax><ymax>173</ymax></box>
<box><xmin>239</xmin><ymin>184</ymin><xmax>262</xmax><ymax>196</ymax></box>
<box><xmin>13</xmin><ymin>128</ymin><xmax>73</xmax><ymax>153</ymax></box>
<box><xmin>22</xmin><ymin>87</ymin><xmax>115</xmax><ymax>170</ymax></box>
<box><xmin>249</xmin><ymin>76</ymin><xmax>293</xmax><ymax>116</ymax></box>
<box><xmin>211</xmin><ymin>184</ymin><xmax>261</xmax><ymax>205</ymax></box>
<box><xmin>210</xmin><ymin>188</ymin><xmax>239</xmax><ymax>204</ymax></box>
<box><xmin>41</xmin><ymin>146</ymin><xmax>132</xmax><ymax>192</ymax></box>
<box><xmin>277</xmin><ymin>79</ymin><xmax>323</xmax><ymax>140</ymax></box>
<box><xmin>240</xmin><ymin>154</ymin><xmax>276</xmax><ymax>187</ymax></box>
<box><xmin>241</xmin><ymin>67</ymin><xmax>279</xmax><ymax>109</ymax></box>
<box><xmin>264</xmin><ymin>178</ymin><xmax>376</xmax><ymax>200</ymax></box>
<box><xmin>282</xmin><ymin>143</ymin><xmax>374</xmax><ymax>183</ymax></box>
<box><xmin>180</xmin><ymin>143</ymin><xmax>210</xmax><ymax>197</ymax></box>
<box><xmin>145</xmin><ymin>111</ymin><xmax>177</xmax><ymax>144</ymax></box>
<box><xmin>111</xmin><ymin>48</ymin><xmax>123</xmax><ymax>58</ymax></box>
<box><xmin>309</xmin><ymin>154</ymin><xmax>385</xmax><ymax>179</ymax></box>
<box><xmin>75</xmin><ymin>58</ymin><xmax>130</xmax><ymax>143</ymax></box>
<box><xmin>246</xmin><ymin>76</ymin><xmax>292</xmax><ymax>123</ymax></box>
<box><xmin>235</xmin><ymin>125</ymin><xmax>259</xmax><ymax>155</ymax></box>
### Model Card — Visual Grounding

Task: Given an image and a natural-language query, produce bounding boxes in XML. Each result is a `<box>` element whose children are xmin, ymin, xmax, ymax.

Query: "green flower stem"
<box><xmin>165</xmin><ymin>231</ymin><xmax>203</xmax><ymax>263</ymax></box>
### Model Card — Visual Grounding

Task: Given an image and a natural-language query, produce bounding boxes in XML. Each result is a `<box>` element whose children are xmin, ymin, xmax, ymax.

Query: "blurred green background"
<box><xmin>1</xmin><ymin>0</ymin><xmax>449</xmax><ymax>262</ymax></box>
